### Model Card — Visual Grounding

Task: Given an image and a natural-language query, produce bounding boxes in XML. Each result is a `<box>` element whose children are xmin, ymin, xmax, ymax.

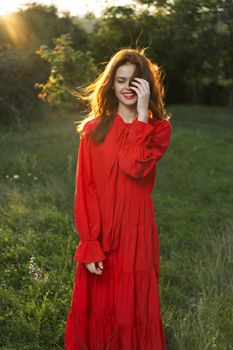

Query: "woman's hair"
<box><xmin>74</xmin><ymin>47</ymin><xmax>171</xmax><ymax>144</ymax></box>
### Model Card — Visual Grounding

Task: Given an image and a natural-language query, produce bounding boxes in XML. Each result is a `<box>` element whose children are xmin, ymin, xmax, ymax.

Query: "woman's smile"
<box><xmin>122</xmin><ymin>92</ymin><xmax>136</xmax><ymax>99</ymax></box>
<box><xmin>113</xmin><ymin>62</ymin><xmax>139</xmax><ymax>107</ymax></box>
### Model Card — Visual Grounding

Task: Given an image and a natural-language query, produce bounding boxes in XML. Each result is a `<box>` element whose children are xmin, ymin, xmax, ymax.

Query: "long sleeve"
<box><xmin>73</xmin><ymin>122</ymin><xmax>106</xmax><ymax>263</ymax></box>
<box><xmin>118</xmin><ymin>119</ymin><xmax>172</xmax><ymax>178</ymax></box>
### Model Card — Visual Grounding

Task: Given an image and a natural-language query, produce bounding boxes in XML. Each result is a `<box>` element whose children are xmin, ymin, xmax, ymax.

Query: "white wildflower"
<box><xmin>28</xmin><ymin>256</ymin><xmax>40</xmax><ymax>279</ymax></box>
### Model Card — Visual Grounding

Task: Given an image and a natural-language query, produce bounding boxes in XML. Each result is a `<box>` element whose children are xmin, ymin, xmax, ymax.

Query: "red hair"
<box><xmin>74</xmin><ymin>47</ymin><xmax>171</xmax><ymax>144</ymax></box>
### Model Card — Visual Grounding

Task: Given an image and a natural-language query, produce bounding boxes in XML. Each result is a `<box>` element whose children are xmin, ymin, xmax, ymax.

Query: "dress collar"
<box><xmin>114</xmin><ymin>113</ymin><xmax>138</xmax><ymax>126</ymax></box>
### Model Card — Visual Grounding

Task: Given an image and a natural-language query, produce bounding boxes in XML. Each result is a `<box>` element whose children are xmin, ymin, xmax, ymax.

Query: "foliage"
<box><xmin>0</xmin><ymin>45</ymin><xmax>46</xmax><ymax>124</ymax></box>
<box><xmin>35</xmin><ymin>34</ymin><xmax>98</xmax><ymax>107</ymax></box>
<box><xmin>0</xmin><ymin>1</ymin><xmax>233</xmax><ymax>124</ymax></box>
<box><xmin>89</xmin><ymin>6</ymin><xmax>143</xmax><ymax>63</ymax></box>
<box><xmin>0</xmin><ymin>3</ymin><xmax>88</xmax><ymax>50</ymax></box>
<box><xmin>0</xmin><ymin>3</ymin><xmax>90</xmax><ymax>124</ymax></box>
<box><xmin>134</xmin><ymin>0</ymin><xmax>233</xmax><ymax>106</ymax></box>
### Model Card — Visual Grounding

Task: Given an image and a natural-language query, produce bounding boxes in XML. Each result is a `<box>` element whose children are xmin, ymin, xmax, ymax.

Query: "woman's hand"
<box><xmin>130</xmin><ymin>77</ymin><xmax>150</xmax><ymax>121</ymax></box>
<box><xmin>85</xmin><ymin>260</ymin><xmax>104</xmax><ymax>275</ymax></box>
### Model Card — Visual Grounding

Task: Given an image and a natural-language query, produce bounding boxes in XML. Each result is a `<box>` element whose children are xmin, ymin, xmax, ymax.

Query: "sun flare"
<box><xmin>0</xmin><ymin>2</ymin><xmax>21</xmax><ymax>16</ymax></box>
<box><xmin>0</xmin><ymin>0</ymin><xmax>135</xmax><ymax>18</ymax></box>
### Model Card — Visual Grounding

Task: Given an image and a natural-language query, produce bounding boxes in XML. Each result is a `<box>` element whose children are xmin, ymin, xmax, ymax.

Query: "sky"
<box><xmin>0</xmin><ymin>0</ymin><xmax>136</xmax><ymax>17</ymax></box>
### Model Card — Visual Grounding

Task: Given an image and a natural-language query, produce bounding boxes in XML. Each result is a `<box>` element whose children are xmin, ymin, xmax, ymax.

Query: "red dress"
<box><xmin>64</xmin><ymin>112</ymin><xmax>172</xmax><ymax>350</ymax></box>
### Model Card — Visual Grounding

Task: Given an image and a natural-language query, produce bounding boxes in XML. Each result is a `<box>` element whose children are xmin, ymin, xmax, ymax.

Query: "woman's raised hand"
<box><xmin>129</xmin><ymin>77</ymin><xmax>150</xmax><ymax>120</ymax></box>
<box><xmin>85</xmin><ymin>260</ymin><xmax>104</xmax><ymax>275</ymax></box>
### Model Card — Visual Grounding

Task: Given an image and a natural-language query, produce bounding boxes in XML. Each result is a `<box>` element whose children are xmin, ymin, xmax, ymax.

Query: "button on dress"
<box><xmin>64</xmin><ymin>112</ymin><xmax>172</xmax><ymax>350</ymax></box>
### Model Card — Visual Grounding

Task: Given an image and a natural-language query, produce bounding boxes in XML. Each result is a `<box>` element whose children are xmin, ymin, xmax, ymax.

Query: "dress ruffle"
<box><xmin>74</xmin><ymin>240</ymin><xmax>107</xmax><ymax>263</ymax></box>
<box><xmin>64</xmin><ymin>249</ymin><xmax>166</xmax><ymax>350</ymax></box>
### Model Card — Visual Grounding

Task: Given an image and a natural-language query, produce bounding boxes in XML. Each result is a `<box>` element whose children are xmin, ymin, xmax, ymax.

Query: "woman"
<box><xmin>64</xmin><ymin>47</ymin><xmax>172</xmax><ymax>350</ymax></box>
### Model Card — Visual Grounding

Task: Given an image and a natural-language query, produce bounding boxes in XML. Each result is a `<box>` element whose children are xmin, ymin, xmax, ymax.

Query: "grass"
<box><xmin>0</xmin><ymin>104</ymin><xmax>232</xmax><ymax>349</ymax></box>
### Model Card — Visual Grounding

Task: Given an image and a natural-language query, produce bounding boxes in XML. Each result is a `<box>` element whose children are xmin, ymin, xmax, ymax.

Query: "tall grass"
<box><xmin>157</xmin><ymin>105</ymin><xmax>233</xmax><ymax>350</ymax></box>
<box><xmin>0</xmin><ymin>105</ymin><xmax>232</xmax><ymax>349</ymax></box>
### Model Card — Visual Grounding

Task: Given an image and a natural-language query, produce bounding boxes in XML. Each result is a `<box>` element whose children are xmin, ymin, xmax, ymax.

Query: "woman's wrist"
<box><xmin>137</xmin><ymin>114</ymin><xmax>149</xmax><ymax>123</ymax></box>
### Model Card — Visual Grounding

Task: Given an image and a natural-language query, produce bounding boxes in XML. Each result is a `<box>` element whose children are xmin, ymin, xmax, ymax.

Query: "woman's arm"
<box><xmin>118</xmin><ymin>118</ymin><xmax>172</xmax><ymax>178</ymax></box>
<box><xmin>73</xmin><ymin>121</ymin><xmax>106</xmax><ymax>263</ymax></box>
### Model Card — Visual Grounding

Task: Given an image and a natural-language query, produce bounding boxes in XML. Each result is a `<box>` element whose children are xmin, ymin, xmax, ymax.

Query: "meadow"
<box><xmin>0</xmin><ymin>105</ymin><xmax>232</xmax><ymax>349</ymax></box>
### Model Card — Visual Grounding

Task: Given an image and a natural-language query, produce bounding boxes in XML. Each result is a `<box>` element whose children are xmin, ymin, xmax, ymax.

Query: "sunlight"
<box><xmin>0</xmin><ymin>0</ymin><xmax>135</xmax><ymax>17</ymax></box>
<box><xmin>0</xmin><ymin>0</ymin><xmax>135</xmax><ymax>47</ymax></box>
<box><xmin>0</xmin><ymin>1</ymin><xmax>21</xmax><ymax>16</ymax></box>
<box><xmin>0</xmin><ymin>0</ymin><xmax>106</xmax><ymax>17</ymax></box>
<box><xmin>2</xmin><ymin>14</ymin><xmax>22</xmax><ymax>46</ymax></box>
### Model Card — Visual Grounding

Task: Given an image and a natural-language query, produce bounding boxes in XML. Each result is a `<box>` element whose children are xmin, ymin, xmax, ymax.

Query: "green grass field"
<box><xmin>0</xmin><ymin>105</ymin><xmax>232</xmax><ymax>349</ymax></box>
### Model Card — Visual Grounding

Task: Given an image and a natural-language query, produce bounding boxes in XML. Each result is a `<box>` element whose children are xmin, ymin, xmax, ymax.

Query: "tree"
<box><xmin>36</xmin><ymin>34</ymin><xmax>98</xmax><ymax>107</ymax></box>
<box><xmin>135</xmin><ymin>0</ymin><xmax>233</xmax><ymax>106</ymax></box>
<box><xmin>89</xmin><ymin>6</ymin><xmax>144</xmax><ymax>62</ymax></box>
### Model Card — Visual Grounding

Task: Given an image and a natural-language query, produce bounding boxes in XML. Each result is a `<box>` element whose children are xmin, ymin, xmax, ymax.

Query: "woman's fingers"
<box><xmin>87</xmin><ymin>263</ymin><xmax>94</xmax><ymax>273</ymax></box>
<box><xmin>85</xmin><ymin>261</ymin><xmax>103</xmax><ymax>275</ymax></box>
<box><xmin>130</xmin><ymin>77</ymin><xmax>150</xmax><ymax>95</ymax></box>
<box><xmin>98</xmin><ymin>261</ymin><xmax>103</xmax><ymax>270</ymax></box>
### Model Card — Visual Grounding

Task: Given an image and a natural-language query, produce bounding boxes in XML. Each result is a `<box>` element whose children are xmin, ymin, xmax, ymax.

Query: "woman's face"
<box><xmin>113</xmin><ymin>62</ymin><xmax>137</xmax><ymax>106</ymax></box>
